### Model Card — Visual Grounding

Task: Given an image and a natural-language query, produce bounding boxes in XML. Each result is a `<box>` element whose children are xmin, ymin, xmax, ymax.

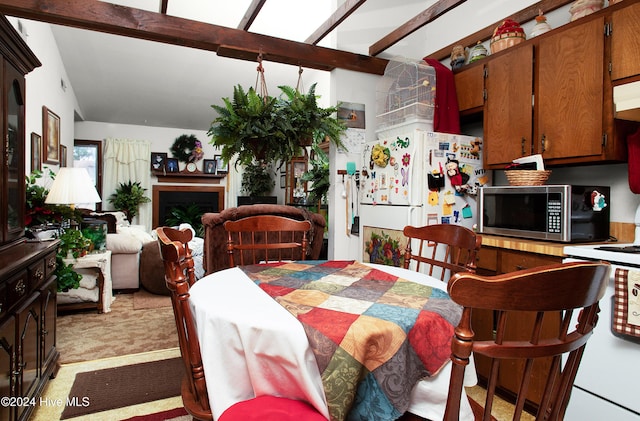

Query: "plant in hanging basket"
<box><xmin>279</xmin><ymin>83</ymin><xmax>347</xmax><ymax>150</ymax></box>
<box><xmin>208</xmin><ymin>84</ymin><xmax>294</xmax><ymax>168</ymax></box>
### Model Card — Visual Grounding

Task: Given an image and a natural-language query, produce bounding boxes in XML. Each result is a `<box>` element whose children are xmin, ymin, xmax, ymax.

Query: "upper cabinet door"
<box><xmin>611</xmin><ymin>2</ymin><xmax>640</xmax><ymax>81</ymax></box>
<box><xmin>535</xmin><ymin>17</ymin><xmax>604</xmax><ymax>161</ymax></box>
<box><xmin>3</xmin><ymin>63</ymin><xmax>26</xmax><ymax>244</ymax></box>
<box><xmin>483</xmin><ymin>44</ymin><xmax>534</xmax><ymax>167</ymax></box>
<box><xmin>454</xmin><ymin>63</ymin><xmax>485</xmax><ymax>112</ymax></box>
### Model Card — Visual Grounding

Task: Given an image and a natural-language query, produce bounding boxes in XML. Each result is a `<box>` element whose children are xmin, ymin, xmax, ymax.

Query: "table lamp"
<box><xmin>45</xmin><ymin>167</ymin><xmax>102</xmax><ymax>218</ymax></box>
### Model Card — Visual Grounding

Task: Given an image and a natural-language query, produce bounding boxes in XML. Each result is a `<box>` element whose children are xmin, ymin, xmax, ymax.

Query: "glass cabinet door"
<box><xmin>4</xmin><ymin>64</ymin><xmax>26</xmax><ymax>243</ymax></box>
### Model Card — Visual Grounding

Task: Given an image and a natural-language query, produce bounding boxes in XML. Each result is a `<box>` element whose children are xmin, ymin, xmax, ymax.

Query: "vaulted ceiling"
<box><xmin>0</xmin><ymin>0</ymin><xmax>565</xmax><ymax>131</ymax></box>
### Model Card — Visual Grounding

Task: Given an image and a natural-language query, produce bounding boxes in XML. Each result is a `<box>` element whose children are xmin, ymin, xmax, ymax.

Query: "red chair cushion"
<box><xmin>219</xmin><ymin>395</ymin><xmax>326</xmax><ymax>421</ymax></box>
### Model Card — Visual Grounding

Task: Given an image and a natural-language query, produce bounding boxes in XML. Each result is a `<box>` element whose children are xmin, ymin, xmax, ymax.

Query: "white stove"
<box><xmin>563</xmin><ymin>243</ymin><xmax>640</xmax><ymax>267</ymax></box>
<box><xmin>562</xmin><ymin>243</ymin><xmax>640</xmax><ymax>420</ymax></box>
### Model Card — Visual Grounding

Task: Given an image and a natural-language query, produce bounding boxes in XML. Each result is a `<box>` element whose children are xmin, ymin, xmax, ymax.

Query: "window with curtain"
<box><xmin>103</xmin><ymin>138</ymin><xmax>151</xmax><ymax>231</ymax></box>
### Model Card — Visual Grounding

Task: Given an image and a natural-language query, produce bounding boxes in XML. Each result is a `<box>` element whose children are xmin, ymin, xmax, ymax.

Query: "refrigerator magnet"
<box><xmin>462</xmin><ymin>204</ymin><xmax>473</xmax><ymax>219</ymax></box>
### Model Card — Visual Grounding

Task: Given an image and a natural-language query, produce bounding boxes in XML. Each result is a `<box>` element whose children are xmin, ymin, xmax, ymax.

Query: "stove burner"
<box><xmin>596</xmin><ymin>245</ymin><xmax>640</xmax><ymax>254</ymax></box>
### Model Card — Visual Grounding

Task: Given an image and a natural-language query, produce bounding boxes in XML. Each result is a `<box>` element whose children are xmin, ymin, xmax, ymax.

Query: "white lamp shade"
<box><xmin>45</xmin><ymin>167</ymin><xmax>102</xmax><ymax>205</ymax></box>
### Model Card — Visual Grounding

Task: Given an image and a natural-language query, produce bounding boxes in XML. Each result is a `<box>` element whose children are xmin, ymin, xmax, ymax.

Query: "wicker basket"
<box><xmin>505</xmin><ymin>170</ymin><xmax>552</xmax><ymax>186</ymax></box>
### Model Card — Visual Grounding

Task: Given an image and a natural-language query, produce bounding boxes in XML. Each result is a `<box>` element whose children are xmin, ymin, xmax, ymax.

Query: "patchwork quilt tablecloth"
<box><xmin>239</xmin><ymin>260</ymin><xmax>462</xmax><ymax>421</ymax></box>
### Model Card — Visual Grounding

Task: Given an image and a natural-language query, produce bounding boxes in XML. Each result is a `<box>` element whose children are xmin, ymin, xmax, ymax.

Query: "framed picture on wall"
<box><xmin>31</xmin><ymin>132</ymin><xmax>41</xmax><ymax>171</ymax></box>
<box><xmin>151</xmin><ymin>152</ymin><xmax>167</xmax><ymax>171</ymax></box>
<box><xmin>214</xmin><ymin>155</ymin><xmax>228</xmax><ymax>174</ymax></box>
<box><xmin>43</xmin><ymin>106</ymin><xmax>60</xmax><ymax>165</ymax></box>
<box><xmin>166</xmin><ymin>158</ymin><xmax>179</xmax><ymax>173</ymax></box>
<box><xmin>60</xmin><ymin>145</ymin><xmax>67</xmax><ymax>167</ymax></box>
<box><xmin>203</xmin><ymin>159</ymin><xmax>216</xmax><ymax>174</ymax></box>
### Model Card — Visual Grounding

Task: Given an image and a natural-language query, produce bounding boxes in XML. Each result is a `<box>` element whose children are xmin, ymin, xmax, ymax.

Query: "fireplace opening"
<box><xmin>152</xmin><ymin>185</ymin><xmax>225</xmax><ymax>228</ymax></box>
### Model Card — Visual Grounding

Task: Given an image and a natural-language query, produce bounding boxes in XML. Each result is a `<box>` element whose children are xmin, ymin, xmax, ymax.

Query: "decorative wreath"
<box><xmin>170</xmin><ymin>134</ymin><xmax>204</xmax><ymax>163</ymax></box>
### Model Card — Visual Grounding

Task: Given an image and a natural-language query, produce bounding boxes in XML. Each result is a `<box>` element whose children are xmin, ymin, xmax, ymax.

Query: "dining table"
<box><xmin>189</xmin><ymin>260</ymin><xmax>477</xmax><ymax>421</ymax></box>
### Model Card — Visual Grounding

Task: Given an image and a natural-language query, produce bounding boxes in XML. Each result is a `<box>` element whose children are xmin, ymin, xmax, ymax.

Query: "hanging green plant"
<box><xmin>170</xmin><ymin>134</ymin><xmax>204</xmax><ymax>163</ymax></box>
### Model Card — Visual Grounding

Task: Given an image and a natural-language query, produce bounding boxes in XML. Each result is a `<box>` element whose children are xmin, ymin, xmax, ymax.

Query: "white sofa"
<box><xmin>84</xmin><ymin>211</ymin><xmax>154</xmax><ymax>290</ymax></box>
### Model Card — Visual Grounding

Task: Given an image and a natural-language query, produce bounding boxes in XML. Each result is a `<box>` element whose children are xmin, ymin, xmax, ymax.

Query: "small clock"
<box><xmin>186</xmin><ymin>162</ymin><xmax>197</xmax><ymax>173</ymax></box>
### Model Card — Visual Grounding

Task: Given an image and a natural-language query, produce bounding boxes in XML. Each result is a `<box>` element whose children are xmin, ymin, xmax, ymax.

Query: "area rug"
<box><xmin>133</xmin><ymin>289</ymin><xmax>172</xmax><ymax>310</ymax></box>
<box><xmin>119</xmin><ymin>407</ymin><xmax>190</xmax><ymax>421</ymax></box>
<box><xmin>61</xmin><ymin>357</ymin><xmax>184</xmax><ymax>419</ymax></box>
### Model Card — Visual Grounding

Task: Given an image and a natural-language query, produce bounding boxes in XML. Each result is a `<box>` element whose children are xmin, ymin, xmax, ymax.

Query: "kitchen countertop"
<box><xmin>479</xmin><ymin>235</ymin><xmax>606</xmax><ymax>258</ymax></box>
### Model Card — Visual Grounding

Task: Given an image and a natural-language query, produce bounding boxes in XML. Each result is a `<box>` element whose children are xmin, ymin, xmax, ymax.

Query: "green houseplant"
<box><xmin>241</xmin><ymin>162</ymin><xmax>275</xmax><ymax>197</ymax></box>
<box><xmin>208</xmin><ymin>83</ymin><xmax>347</xmax><ymax>169</ymax></box>
<box><xmin>55</xmin><ymin>229</ymin><xmax>93</xmax><ymax>292</ymax></box>
<box><xmin>208</xmin><ymin>85</ymin><xmax>293</xmax><ymax>168</ymax></box>
<box><xmin>301</xmin><ymin>144</ymin><xmax>330</xmax><ymax>204</ymax></box>
<box><xmin>278</xmin><ymin>83</ymin><xmax>347</xmax><ymax>149</ymax></box>
<box><xmin>108</xmin><ymin>181</ymin><xmax>151</xmax><ymax>223</ymax></box>
<box><xmin>25</xmin><ymin>169</ymin><xmax>80</xmax><ymax>227</ymax></box>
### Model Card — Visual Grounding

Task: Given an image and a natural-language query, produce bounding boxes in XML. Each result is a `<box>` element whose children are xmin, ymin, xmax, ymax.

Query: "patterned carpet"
<box><xmin>57</xmin><ymin>292</ymin><xmax>178</xmax><ymax>364</ymax></box>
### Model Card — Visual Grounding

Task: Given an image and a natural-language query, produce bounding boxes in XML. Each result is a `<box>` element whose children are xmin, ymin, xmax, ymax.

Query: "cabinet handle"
<box><xmin>34</xmin><ymin>268</ymin><xmax>44</xmax><ymax>282</ymax></box>
<box><xmin>14</xmin><ymin>279</ymin><xmax>26</xmax><ymax>295</ymax></box>
<box><xmin>47</xmin><ymin>257</ymin><xmax>56</xmax><ymax>270</ymax></box>
<box><xmin>541</xmin><ymin>134</ymin><xmax>547</xmax><ymax>152</ymax></box>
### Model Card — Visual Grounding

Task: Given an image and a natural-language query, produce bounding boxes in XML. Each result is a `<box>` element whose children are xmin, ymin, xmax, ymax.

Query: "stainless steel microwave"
<box><xmin>478</xmin><ymin>185</ymin><xmax>610</xmax><ymax>242</ymax></box>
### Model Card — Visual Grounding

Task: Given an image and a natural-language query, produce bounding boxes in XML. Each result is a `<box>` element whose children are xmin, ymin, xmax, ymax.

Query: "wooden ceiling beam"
<box><xmin>0</xmin><ymin>0</ymin><xmax>388</xmax><ymax>75</ymax></box>
<box><xmin>305</xmin><ymin>0</ymin><xmax>367</xmax><ymax>45</ymax></box>
<box><xmin>160</xmin><ymin>0</ymin><xmax>168</xmax><ymax>15</ymax></box>
<box><xmin>238</xmin><ymin>0</ymin><xmax>266</xmax><ymax>31</ymax></box>
<box><xmin>369</xmin><ymin>0</ymin><xmax>468</xmax><ymax>56</ymax></box>
<box><xmin>425</xmin><ymin>0</ymin><xmax>574</xmax><ymax>62</ymax></box>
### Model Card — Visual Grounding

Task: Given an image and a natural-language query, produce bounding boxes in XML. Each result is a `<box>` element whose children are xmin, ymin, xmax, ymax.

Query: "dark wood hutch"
<box><xmin>0</xmin><ymin>15</ymin><xmax>60</xmax><ymax>421</ymax></box>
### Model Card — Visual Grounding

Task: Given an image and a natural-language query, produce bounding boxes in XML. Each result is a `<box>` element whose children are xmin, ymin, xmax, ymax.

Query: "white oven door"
<box><xmin>563</xmin><ymin>258</ymin><xmax>640</xmax><ymax>420</ymax></box>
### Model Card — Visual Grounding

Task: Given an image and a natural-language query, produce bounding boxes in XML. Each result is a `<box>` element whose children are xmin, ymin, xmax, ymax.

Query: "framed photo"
<box><xmin>214</xmin><ymin>155</ymin><xmax>228</xmax><ymax>174</ymax></box>
<box><xmin>280</xmin><ymin>174</ymin><xmax>286</xmax><ymax>189</ymax></box>
<box><xmin>203</xmin><ymin>159</ymin><xmax>216</xmax><ymax>174</ymax></box>
<box><xmin>60</xmin><ymin>145</ymin><xmax>67</xmax><ymax>167</ymax></box>
<box><xmin>43</xmin><ymin>106</ymin><xmax>60</xmax><ymax>165</ymax></box>
<box><xmin>151</xmin><ymin>152</ymin><xmax>167</xmax><ymax>171</ymax></box>
<box><xmin>31</xmin><ymin>132</ymin><xmax>41</xmax><ymax>171</ymax></box>
<box><xmin>166</xmin><ymin>157</ymin><xmax>179</xmax><ymax>173</ymax></box>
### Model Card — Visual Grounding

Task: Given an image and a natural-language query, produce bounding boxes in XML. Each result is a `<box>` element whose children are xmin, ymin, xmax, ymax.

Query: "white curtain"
<box><xmin>103</xmin><ymin>138</ymin><xmax>152</xmax><ymax>231</ymax></box>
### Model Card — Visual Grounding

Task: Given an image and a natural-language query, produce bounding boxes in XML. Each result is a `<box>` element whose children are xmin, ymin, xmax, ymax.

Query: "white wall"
<box><xmin>12</xmin><ymin>17</ymin><xmax>79</xmax><ymax>179</ymax></box>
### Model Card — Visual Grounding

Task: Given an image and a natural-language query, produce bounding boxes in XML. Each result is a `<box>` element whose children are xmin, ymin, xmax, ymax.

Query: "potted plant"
<box><xmin>278</xmin><ymin>83</ymin><xmax>347</xmax><ymax>149</ymax></box>
<box><xmin>108</xmin><ymin>181</ymin><xmax>151</xmax><ymax>223</ymax></box>
<box><xmin>58</xmin><ymin>229</ymin><xmax>93</xmax><ymax>259</ymax></box>
<box><xmin>237</xmin><ymin>161</ymin><xmax>277</xmax><ymax>205</ymax></box>
<box><xmin>301</xmin><ymin>144</ymin><xmax>330</xmax><ymax>205</ymax></box>
<box><xmin>55</xmin><ymin>255</ymin><xmax>83</xmax><ymax>292</ymax></box>
<box><xmin>208</xmin><ymin>83</ymin><xmax>348</xmax><ymax>170</ymax></box>
<box><xmin>208</xmin><ymin>85</ymin><xmax>293</xmax><ymax>168</ymax></box>
<box><xmin>25</xmin><ymin>169</ymin><xmax>80</xmax><ymax>228</ymax></box>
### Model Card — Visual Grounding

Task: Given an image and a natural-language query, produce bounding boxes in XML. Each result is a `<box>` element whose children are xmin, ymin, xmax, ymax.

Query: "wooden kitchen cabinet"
<box><xmin>453</xmin><ymin>5</ymin><xmax>633</xmax><ymax>169</ymax></box>
<box><xmin>610</xmin><ymin>2</ymin><xmax>640</xmax><ymax>82</ymax></box>
<box><xmin>472</xmin><ymin>246</ymin><xmax>563</xmax><ymax>410</ymax></box>
<box><xmin>454</xmin><ymin>62</ymin><xmax>485</xmax><ymax>113</ymax></box>
<box><xmin>534</xmin><ymin>17</ymin><xmax>605</xmax><ymax>162</ymax></box>
<box><xmin>483</xmin><ymin>45</ymin><xmax>534</xmax><ymax>167</ymax></box>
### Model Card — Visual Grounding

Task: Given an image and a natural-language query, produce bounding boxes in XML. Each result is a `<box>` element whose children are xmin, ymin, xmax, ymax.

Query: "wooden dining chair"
<box><xmin>443</xmin><ymin>261</ymin><xmax>611</xmax><ymax>421</ymax></box>
<box><xmin>157</xmin><ymin>226</ymin><xmax>327</xmax><ymax>421</ymax></box>
<box><xmin>403</xmin><ymin>224</ymin><xmax>482</xmax><ymax>281</ymax></box>
<box><xmin>224</xmin><ymin>215</ymin><xmax>313</xmax><ymax>267</ymax></box>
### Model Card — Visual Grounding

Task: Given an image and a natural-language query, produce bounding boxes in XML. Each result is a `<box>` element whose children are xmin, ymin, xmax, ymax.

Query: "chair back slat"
<box><xmin>224</xmin><ymin>215</ymin><xmax>312</xmax><ymax>267</ymax></box>
<box><xmin>443</xmin><ymin>261</ymin><xmax>610</xmax><ymax>421</ymax></box>
<box><xmin>403</xmin><ymin>224</ymin><xmax>481</xmax><ymax>281</ymax></box>
<box><xmin>156</xmin><ymin>227</ymin><xmax>212</xmax><ymax>419</ymax></box>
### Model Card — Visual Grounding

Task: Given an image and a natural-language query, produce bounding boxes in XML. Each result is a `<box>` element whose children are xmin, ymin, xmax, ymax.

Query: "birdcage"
<box><xmin>376</xmin><ymin>57</ymin><xmax>436</xmax><ymax>137</ymax></box>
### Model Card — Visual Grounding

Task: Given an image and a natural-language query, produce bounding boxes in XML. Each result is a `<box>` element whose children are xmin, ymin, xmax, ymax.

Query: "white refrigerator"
<box><xmin>359</xmin><ymin>129</ymin><xmax>490</xmax><ymax>267</ymax></box>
